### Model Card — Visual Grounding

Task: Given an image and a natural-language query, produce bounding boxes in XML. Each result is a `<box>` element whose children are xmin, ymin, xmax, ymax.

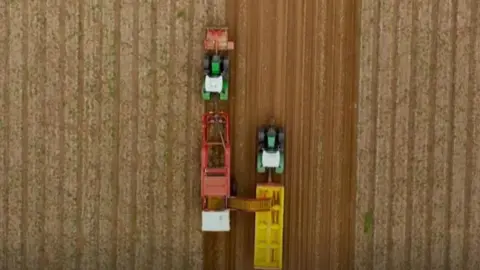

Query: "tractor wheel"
<box><xmin>278</xmin><ymin>128</ymin><xmax>285</xmax><ymax>143</ymax></box>
<box><xmin>203</xmin><ymin>56</ymin><xmax>210</xmax><ymax>73</ymax></box>
<box><xmin>257</xmin><ymin>129</ymin><xmax>265</xmax><ymax>143</ymax></box>
<box><xmin>275</xmin><ymin>153</ymin><xmax>285</xmax><ymax>174</ymax></box>
<box><xmin>220</xmin><ymin>84</ymin><xmax>228</xmax><ymax>101</ymax></box>
<box><xmin>202</xmin><ymin>88</ymin><xmax>211</xmax><ymax>101</ymax></box>
<box><xmin>256</xmin><ymin>152</ymin><xmax>266</xmax><ymax>173</ymax></box>
<box><xmin>278</xmin><ymin>128</ymin><xmax>285</xmax><ymax>149</ymax></box>
<box><xmin>222</xmin><ymin>58</ymin><xmax>229</xmax><ymax>72</ymax></box>
<box><xmin>230</xmin><ymin>178</ymin><xmax>238</xmax><ymax>197</ymax></box>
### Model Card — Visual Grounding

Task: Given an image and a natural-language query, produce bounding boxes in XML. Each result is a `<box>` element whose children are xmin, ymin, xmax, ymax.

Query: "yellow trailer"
<box><xmin>253</xmin><ymin>184</ymin><xmax>285</xmax><ymax>269</ymax></box>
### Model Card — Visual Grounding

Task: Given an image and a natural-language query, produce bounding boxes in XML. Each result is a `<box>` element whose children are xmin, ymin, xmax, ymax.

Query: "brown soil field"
<box><xmin>356</xmin><ymin>0</ymin><xmax>480</xmax><ymax>270</ymax></box>
<box><xmin>2</xmin><ymin>0</ymin><xmax>479</xmax><ymax>269</ymax></box>
<box><xmin>0</xmin><ymin>0</ymin><xmax>206</xmax><ymax>268</ymax></box>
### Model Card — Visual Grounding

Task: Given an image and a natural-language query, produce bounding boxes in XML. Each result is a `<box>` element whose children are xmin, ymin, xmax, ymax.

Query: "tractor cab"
<box><xmin>203</xmin><ymin>55</ymin><xmax>228</xmax><ymax>95</ymax></box>
<box><xmin>257</xmin><ymin>125</ymin><xmax>285</xmax><ymax>174</ymax></box>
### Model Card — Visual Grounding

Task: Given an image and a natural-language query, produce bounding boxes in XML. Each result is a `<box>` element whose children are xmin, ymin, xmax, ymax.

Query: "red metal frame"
<box><xmin>204</xmin><ymin>27</ymin><xmax>235</xmax><ymax>52</ymax></box>
<box><xmin>201</xmin><ymin>111</ymin><xmax>231</xmax><ymax>210</ymax></box>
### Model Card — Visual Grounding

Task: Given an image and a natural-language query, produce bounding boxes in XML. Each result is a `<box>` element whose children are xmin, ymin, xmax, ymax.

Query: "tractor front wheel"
<box><xmin>256</xmin><ymin>152</ymin><xmax>266</xmax><ymax>173</ymax></box>
<box><xmin>219</xmin><ymin>81</ymin><xmax>228</xmax><ymax>101</ymax></box>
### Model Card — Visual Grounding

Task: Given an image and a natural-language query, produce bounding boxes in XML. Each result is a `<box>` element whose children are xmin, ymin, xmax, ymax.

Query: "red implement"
<box><xmin>204</xmin><ymin>27</ymin><xmax>234</xmax><ymax>52</ymax></box>
<box><xmin>201</xmin><ymin>111</ymin><xmax>231</xmax><ymax>210</ymax></box>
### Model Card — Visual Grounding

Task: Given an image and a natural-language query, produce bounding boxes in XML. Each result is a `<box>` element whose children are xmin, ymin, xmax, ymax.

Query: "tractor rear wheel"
<box><xmin>222</xmin><ymin>58</ymin><xmax>229</xmax><ymax>72</ymax></box>
<box><xmin>257</xmin><ymin>129</ymin><xmax>265</xmax><ymax>144</ymax></box>
<box><xmin>278</xmin><ymin>128</ymin><xmax>285</xmax><ymax>143</ymax></box>
<box><xmin>203</xmin><ymin>56</ymin><xmax>210</xmax><ymax>73</ymax></box>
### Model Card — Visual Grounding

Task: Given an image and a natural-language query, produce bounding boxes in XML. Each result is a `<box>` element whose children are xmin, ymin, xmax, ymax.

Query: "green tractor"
<box><xmin>203</xmin><ymin>55</ymin><xmax>229</xmax><ymax>101</ymax></box>
<box><xmin>256</xmin><ymin>124</ymin><xmax>285</xmax><ymax>174</ymax></box>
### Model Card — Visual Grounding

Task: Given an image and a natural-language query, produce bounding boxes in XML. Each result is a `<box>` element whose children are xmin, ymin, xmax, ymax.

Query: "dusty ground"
<box><xmin>356</xmin><ymin>0</ymin><xmax>480</xmax><ymax>269</ymax></box>
<box><xmin>0</xmin><ymin>0</ymin><xmax>206</xmax><ymax>269</ymax></box>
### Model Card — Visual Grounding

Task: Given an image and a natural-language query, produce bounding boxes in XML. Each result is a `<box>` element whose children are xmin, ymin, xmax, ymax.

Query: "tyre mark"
<box><xmin>337</xmin><ymin>0</ymin><xmax>357</xmax><ymax>267</ymax></box>
<box><xmin>0</xmin><ymin>0</ymin><xmax>10</xmax><ymax>268</ymax></box>
<box><xmin>109</xmin><ymin>0</ymin><xmax>121</xmax><ymax>267</ymax></box>
<box><xmin>471</xmin><ymin>2</ymin><xmax>480</xmax><ymax>264</ymax></box>
<box><xmin>449</xmin><ymin>0</ymin><xmax>470</xmax><ymax>268</ymax></box>
<box><xmin>283</xmin><ymin>0</ymin><xmax>299</xmax><ymax>269</ymax></box>
<box><xmin>116</xmin><ymin>0</ymin><xmax>134</xmax><ymax>266</ymax></box>
<box><xmin>62</xmin><ymin>1</ymin><xmax>80</xmax><ymax>268</ymax></box>
<box><xmin>386</xmin><ymin>0</ymin><xmax>401</xmax><ymax>268</ymax></box>
<box><xmin>273</xmin><ymin>0</ymin><xmax>287</xmax><ymax>124</ymax></box>
<box><xmin>425</xmin><ymin>0</ymin><xmax>440</xmax><ymax>267</ymax></box>
<box><xmin>171</xmin><ymin>0</ymin><xmax>190</xmax><ymax>268</ymax></box>
<box><xmin>76</xmin><ymin>0</ymin><xmax>86</xmax><ymax>268</ymax></box>
<box><xmin>257</xmin><ymin>0</ymin><xmax>274</xmax><ymax>120</ymax></box>
<box><xmin>129</xmin><ymin>0</ymin><xmax>139</xmax><ymax>267</ymax></box>
<box><xmin>463</xmin><ymin>0</ymin><xmax>478</xmax><ymax>266</ymax></box>
<box><xmin>346</xmin><ymin>0</ymin><xmax>359</xmax><ymax>267</ymax></box>
<box><xmin>301</xmin><ymin>0</ymin><xmax>315</xmax><ymax>267</ymax></box>
<box><xmin>402</xmin><ymin>0</ymin><xmax>416</xmax><ymax>267</ymax></box>
<box><xmin>38</xmin><ymin>0</ymin><xmax>48</xmax><ymax>267</ymax></box>
<box><xmin>330</xmin><ymin>0</ymin><xmax>341</xmax><ymax>266</ymax></box>
<box><xmin>320</xmin><ymin>0</ymin><xmax>334</xmax><ymax>267</ymax></box>
<box><xmin>165</xmin><ymin>0</ymin><xmax>177</xmax><ymax>267</ymax></box>
<box><xmin>57</xmin><ymin>0</ymin><xmax>67</xmax><ymax>268</ymax></box>
<box><xmin>93</xmin><ymin>0</ymin><xmax>103</xmax><ymax>265</ymax></box>
<box><xmin>297</xmin><ymin>1</ymin><xmax>308</xmax><ymax>268</ymax></box>
<box><xmin>331</xmin><ymin>0</ymin><xmax>347</xmax><ymax>266</ymax></box>
<box><xmin>290</xmin><ymin>0</ymin><xmax>305</xmax><ymax>267</ymax></box>
<box><xmin>99</xmin><ymin>0</ymin><xmax>117</xmax><ymax>268</ymax></box>
<box><xmin>153</xmin><ymin>0</ymin><xmax>169</xmax><ymax>267</ymax></box>
<box><xmin>312</xmin><ymin>0</ymin><xmax>327</xmax><ymax>266</ymax></box>
<box><xmin>349</xmin><ymin>0</ymin><xmax>360</xmax><ymax>267</ymax></box>
<box><xmin>183</xmin><ymin>0</ymin><xmax>196</xmax><ymax>268</ymax></box>
<box><xmin>115</xmin><ymin>0</ymin><xmax>136</xmax><ymax>267</ymax></box>
<box><xmin>135</xmin><ymin>0</ymin><xmax>152</xmax><ymax>268</ymax></box>
<box><xmin>206</xmin><ymin>0</ymin><xmax>214</xmax><ymax>24</ymax></box>
<box><xmin>444</xmin><ymin>0</ymin><xmax>459</xmax><ymax>268</ymax></box>
<box><xmin>147</xmin><ymin>1</ymin><xmax>158</xmax><ymax>268</ymax></box>
<box><xmin>303</xmin><ymin>0</ymin><xmax>315</xmax><ymax>266</ymax></box>
<box><xmin>25</xmin><ymin>0</ymin><xmax>44</xmax><ymax>266</ymax></box>
<box><xmin>355</xmin><ymin>0</ymin><xmax>379</xmax><ymax>267</ymax></box>
<box><xmin>80</xmin><ymin>0</ymin><xmax>102</xmax><ymax>268</ymax></box>
<box><xmin>44</xmin><ymin>0</ymin><xmax>63</xmax><ymax>267</ymax></box>
<box><xmin>6</xmin><ymin>1</ymin><xmax>23</xmax><ymax>267</ymax></box>
<box><xmin>20</xmin><ymin>0</ymin><xmax>29</xmax><ymax>267</ymax></box>
<box><xmin>411</xmin><ymin>1</ymin><xmax>433</xmax><ymax>269</ymax></box>
<box><xmin>431</xmin><ymin>0</ymin><xmax>453</xmax><ymax>267</ymax></box>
